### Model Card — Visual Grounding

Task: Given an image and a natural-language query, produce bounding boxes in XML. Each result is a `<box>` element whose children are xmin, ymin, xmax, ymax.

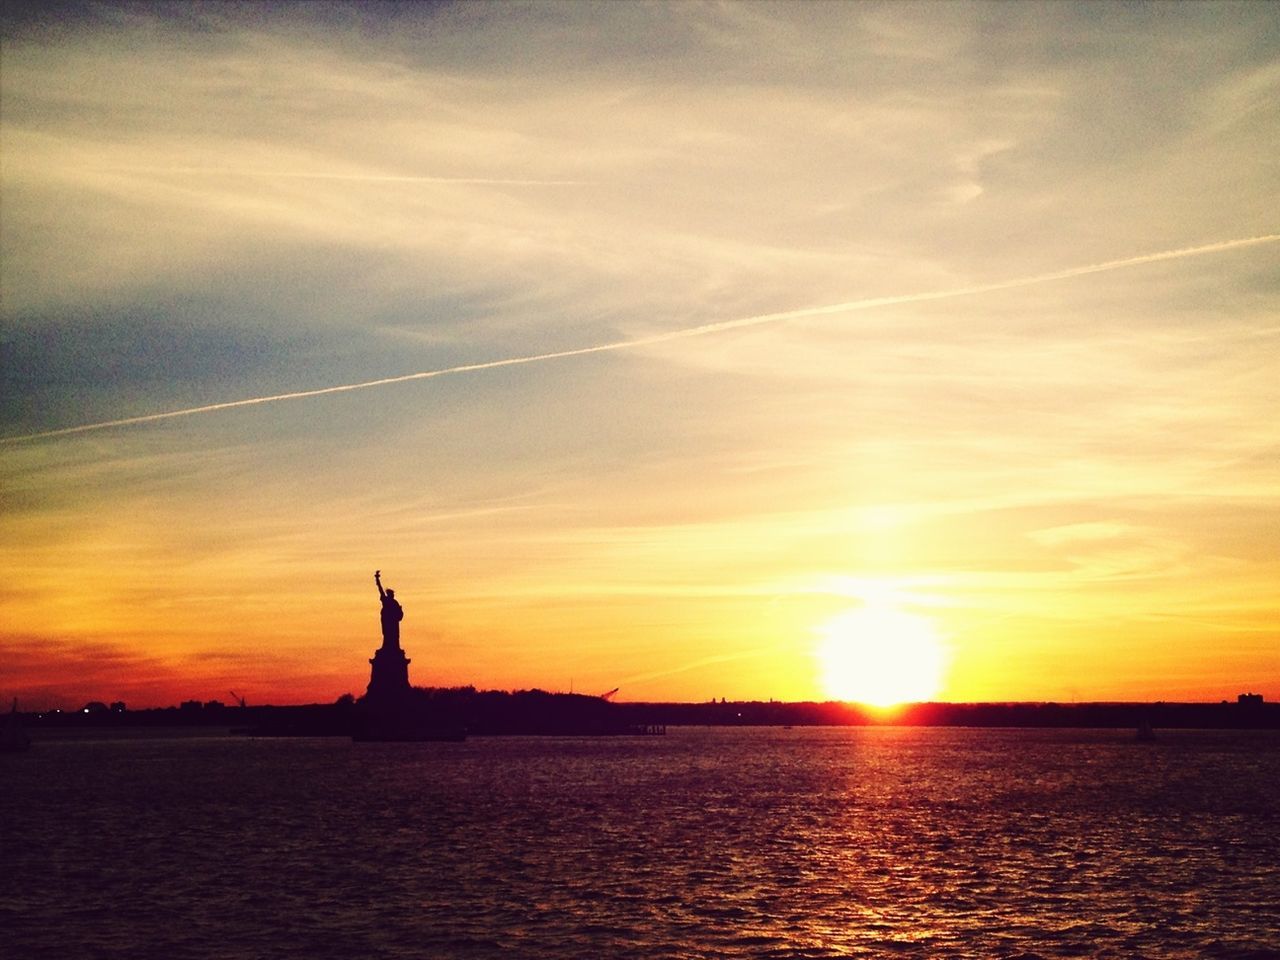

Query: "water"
<box><xmin>3</xmin><ymin>727</ymin><xmax>1278</xmax><ymax>959</ymax></box>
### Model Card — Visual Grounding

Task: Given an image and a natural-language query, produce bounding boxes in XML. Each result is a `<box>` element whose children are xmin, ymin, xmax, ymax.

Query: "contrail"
<box><xmin>4</xmin><ymin>233</ymin><xmax>1275</xmax><ymax>445</ymax></box>
<box><xmin>108</xmin><ymin>166</ymin><xmax>587</xmax><ymax>186</ymax></box>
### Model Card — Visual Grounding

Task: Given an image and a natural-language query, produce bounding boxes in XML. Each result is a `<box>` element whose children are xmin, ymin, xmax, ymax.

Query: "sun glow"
<box><xmin>815</xmin><ymin>604</ymin><xmax>947</xmax><ymax>706</ymax></box>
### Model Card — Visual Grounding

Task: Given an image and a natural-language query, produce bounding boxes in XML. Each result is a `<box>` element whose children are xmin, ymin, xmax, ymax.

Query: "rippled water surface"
<box><xmin>4</xmin><ymin>727</ymin><xmax>1279</xmax><ymax>959</ymax></box>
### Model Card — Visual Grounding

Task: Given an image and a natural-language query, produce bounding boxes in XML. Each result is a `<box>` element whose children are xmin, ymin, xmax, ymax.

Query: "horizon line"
<box><xmin>12</xmin><ymin>692</ymin><xmax>1271</xmax><ymax>711</ymax></box>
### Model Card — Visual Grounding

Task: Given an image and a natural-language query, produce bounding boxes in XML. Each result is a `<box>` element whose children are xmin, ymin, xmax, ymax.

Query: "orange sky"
<box><xmin>2</xmin><ymin>3</ymin><xmax>1278</xmax><ymax>709</ymax></box>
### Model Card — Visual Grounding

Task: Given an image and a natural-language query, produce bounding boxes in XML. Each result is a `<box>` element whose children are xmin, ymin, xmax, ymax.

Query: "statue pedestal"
<box><xmin>366</xmin><ymin>645</ymin><xmax>411</xmax><ymax>702</ymax></box>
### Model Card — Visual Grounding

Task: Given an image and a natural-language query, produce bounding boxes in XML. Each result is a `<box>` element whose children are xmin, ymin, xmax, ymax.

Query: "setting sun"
<box><xmin>815</xmin><ymin>605</ymin><xmax>947</xmax><ymax>706</ymax></box>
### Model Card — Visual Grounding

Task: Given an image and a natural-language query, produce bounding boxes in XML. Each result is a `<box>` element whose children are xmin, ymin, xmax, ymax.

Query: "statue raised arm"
<box><xmin>375</xmin><ymin>569</ymin><xmax>386</xmax><ymax>600</ymax></box>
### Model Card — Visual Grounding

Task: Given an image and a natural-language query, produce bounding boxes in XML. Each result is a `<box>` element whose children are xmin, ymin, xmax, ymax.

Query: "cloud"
<box><xmin>1028</xmin><ymin>522</ymin><xmax>1143</xmax><ymax>547</ymax></box>
<box><xmin>0</xmin><ymin>635</ymin><xmax>180</xmax><ymax>710</ymax></box>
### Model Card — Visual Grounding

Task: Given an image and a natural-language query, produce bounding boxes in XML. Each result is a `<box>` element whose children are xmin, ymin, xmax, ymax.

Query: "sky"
<box><xmin>2</xmin><ymin>0</ymin><xmax>1278</xmax><ymax>709</ymax></box>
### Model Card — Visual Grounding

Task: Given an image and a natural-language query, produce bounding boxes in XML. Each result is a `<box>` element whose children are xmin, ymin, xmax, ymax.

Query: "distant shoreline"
<box><xmin>15</xmin><ymin>692</ymin><xmax>1278</xmax><ymax>735</ymax></box>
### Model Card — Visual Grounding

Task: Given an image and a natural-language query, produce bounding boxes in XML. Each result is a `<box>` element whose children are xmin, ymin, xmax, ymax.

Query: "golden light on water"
<box><xmin>815</xmin><ymin>604</ymin><xmax>947</xmax><ymax>707</ymax></box>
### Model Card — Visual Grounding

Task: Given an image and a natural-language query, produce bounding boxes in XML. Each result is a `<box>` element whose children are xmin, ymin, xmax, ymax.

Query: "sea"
<box><xmin>3</xmin><ymin>726</ymin><xmax>1278</xmax><ymax>959</ymax></box>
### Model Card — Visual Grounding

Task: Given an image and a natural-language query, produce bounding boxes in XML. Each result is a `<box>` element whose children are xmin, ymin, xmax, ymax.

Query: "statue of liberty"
<box><xmin>374</xmin><ymin>570</ymin><xmax>404</xmax><ymax>650</ymax></box>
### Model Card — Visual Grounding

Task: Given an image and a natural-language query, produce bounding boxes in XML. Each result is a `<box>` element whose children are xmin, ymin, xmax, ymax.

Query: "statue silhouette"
<box><xmin>366</xmin><ymin>570</ymin><xmax>411</xmax><ymax>702</ymax></box>
<box><xmin>374</xmin><ymin>570</ymin><xmax>404</xmax><ymax>649</ymax></box>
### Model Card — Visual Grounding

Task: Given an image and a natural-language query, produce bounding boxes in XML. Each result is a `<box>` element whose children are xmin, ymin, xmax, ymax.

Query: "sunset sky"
<box><xmin>2</xmin><ymin>1</ymin><xmax>1277</xmax><ymax>709</ymax></box>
